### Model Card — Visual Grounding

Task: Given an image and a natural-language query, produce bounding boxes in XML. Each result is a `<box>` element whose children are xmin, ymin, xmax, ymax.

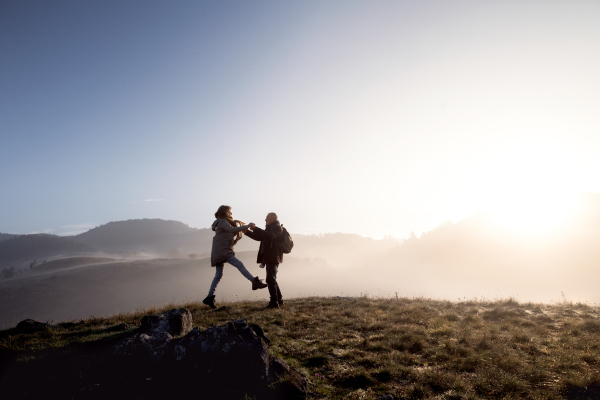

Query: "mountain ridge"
<box><xmin>0</xmin><ymin>218</ymin><xmax>399</xmax><ymax>270</ymax></box>
<box><xmin>0</xmin><ymin>233</ymin><xmax>20</xmax><ymax>242</ymax></box>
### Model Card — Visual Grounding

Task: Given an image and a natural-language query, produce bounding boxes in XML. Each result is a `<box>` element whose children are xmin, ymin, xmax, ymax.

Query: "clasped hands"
<box><xmin>242</xmin><ymin>222</ymin><xmax>256</xmax><ymax>234</ymax></box>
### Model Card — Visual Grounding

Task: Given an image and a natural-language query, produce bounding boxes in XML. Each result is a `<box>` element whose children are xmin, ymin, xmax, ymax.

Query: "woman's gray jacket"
<box><xmin>210</xmin><ymin>218</ymin><xmax>249</xmax><ymax>266</ymax></box>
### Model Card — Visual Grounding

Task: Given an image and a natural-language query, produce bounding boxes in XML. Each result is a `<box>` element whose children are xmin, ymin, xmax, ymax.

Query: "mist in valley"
<box><xmin>1</xmin><ymin>193</ymin><xmax>600</xmax><ymax>327</ymax></box>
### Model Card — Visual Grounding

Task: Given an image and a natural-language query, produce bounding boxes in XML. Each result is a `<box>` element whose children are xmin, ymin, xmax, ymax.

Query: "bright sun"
<box><xmin>466</xmin><ymin>146</ymin><xmax>582</xmax><ymax>236</ymax></box>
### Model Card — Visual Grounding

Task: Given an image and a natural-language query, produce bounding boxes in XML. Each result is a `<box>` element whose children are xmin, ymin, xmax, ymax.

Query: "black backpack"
<box><xmin>279</xmin><ymin>225</ymin><xmax>294</xmax><ymax>254</ymax></box>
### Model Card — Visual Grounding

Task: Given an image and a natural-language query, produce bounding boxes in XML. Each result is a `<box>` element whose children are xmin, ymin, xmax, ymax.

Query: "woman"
<box><xmin>203</xmin><ymin>205</ymin><xmax>267</xmax><ymax>309</ymax></box>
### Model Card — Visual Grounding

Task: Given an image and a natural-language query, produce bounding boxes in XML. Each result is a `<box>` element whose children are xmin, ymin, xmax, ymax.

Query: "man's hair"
<box><xmin>268</xmin><ymin>212</ymin><xmax>278</xmax><ymax>220</ymax></box>
<box><xmin>215</xmin><ymin>205</ymin><xmax>231</xmax><ymax>219</ymax></box>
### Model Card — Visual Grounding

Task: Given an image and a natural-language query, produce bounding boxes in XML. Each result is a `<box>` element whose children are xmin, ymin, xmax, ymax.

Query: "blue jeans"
<box><xmin>208</xmin><ymin>256</ymin><xmax>254</xmax><ymax>296</ymax></box>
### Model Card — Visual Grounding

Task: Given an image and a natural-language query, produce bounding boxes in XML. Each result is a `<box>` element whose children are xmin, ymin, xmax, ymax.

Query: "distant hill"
<box><xmin>0</xmin><ymin>234</ymin><xmax>95</xmax><ymax>269</ymax></box>
<box><xmin>0</xmin><ymin>217</ymin><xmax>405</xmax><ymax>274</ymax></box>
<box><xmin>0</xmin><ymin>233</ymin><xmax>19</xmax><ymax>242</ymax></box>
<box><xmin>392</xmin><ymin>192</ymin><xmax>600</xmax><ymax>271</ymax></box>
<box><xmin>74</xmin><ymin>219</ymin><xmax>214</xmax><ymax>255</ymax></box>
<box><xmin>0</xmin><ymin>219</ymin><xmax>215</xmax><ymax>269</ymax></box>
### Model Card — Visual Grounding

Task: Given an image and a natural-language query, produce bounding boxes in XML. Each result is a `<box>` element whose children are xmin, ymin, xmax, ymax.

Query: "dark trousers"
<box><xmin>265</xmin><ymin>264</ymin><xmax>282</xmax><ymax>303</ymax></box>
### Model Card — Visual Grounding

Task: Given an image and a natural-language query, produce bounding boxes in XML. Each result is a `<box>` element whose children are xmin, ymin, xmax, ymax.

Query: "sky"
<box><xmin>1</xmin><ymin>0</ymin><xmax>600</xmax><ymax>239</ymax></box>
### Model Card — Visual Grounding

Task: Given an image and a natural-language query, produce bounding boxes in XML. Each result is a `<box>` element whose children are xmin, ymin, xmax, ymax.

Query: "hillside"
<box><xmin>0</xmin><ymin>233</ymin><xmax>19</xmax><ymax>242</ymax></box>
<box><xmin>74</xmin><ymin>219</ymin><xmax>214</xmax><ymax>255</ymax></box>
<box><xmin>0</xmin><ymin>218</ymin><xmax>401</xmax><ymax>271</ymax></box>
<box><xmin>31</xmin><ymin>256</ymin><xmax>120</xmax><ymax>272</ymax></box>
<box><xmin>0</xmin><ymin>219</ymin><xmax>217</xmax><ymax>269</ymax></box>
<box><xmin>0</xmin><ymin>252</ymin><xmax>329</xmax><ymax>327</ymax></box>
<box><xmin>72</xmin><ymin>219</ymin><xmax>400</xmax><ymax>265</ymax></box>
<box><xmin>0</xmin><ymin>234</ymin><xmax>95</xmax><ymax>269</ymax></box>
<box><xmin>0</xmin><ymin>297</ymin><xmax>598</xmax><ymax>399</ymax></box>
<box><xmin>363</xmin><ymin>194</ymin><xmax>600</xmax><ymax>303</ymax></box>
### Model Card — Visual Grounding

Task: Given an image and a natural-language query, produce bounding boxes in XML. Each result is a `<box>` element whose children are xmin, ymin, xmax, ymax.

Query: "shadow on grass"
<box><xmin>337</xmin><ymin>371</ymin><xmax>374</xmax><ymax>390</ymax></box>
<box><xmin>564</xmin><ymin>382</ymin><xmax>600</xmax><ymax>400</ymax></box>
<box><xmin>372</xmin><ymin>369</ymin><xmax>392</xmax><ymax>382</ymax></box>
<box><xmin>304</xmin><ymin>355</ymin><xmax>327</xmax><ymax>367</ymax></box>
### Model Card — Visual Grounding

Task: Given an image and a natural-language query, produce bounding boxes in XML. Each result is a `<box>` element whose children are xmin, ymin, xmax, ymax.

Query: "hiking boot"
<box><xmin>252</xmin><ymin>277</ymin><xmax>268</xmax><ymax>290</ymax></box>
<box><xmin>278</xmin><ymin>299</ymin><xmax>285</xmax><ymax>306</ymax></box>
<box><xmin>266</xmin><ymin>302</ymin><xmax>280</xmax><ymax>309</ymax></box>
<box><xmin>202</xmin><ymin>295</ymin><xmax>217</xmax><ymax>310</ymax></box>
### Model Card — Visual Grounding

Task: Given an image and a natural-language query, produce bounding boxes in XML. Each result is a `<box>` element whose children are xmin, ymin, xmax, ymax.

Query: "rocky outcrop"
<box><xmin>173</xmin><ymin>319</ymin><xmax>288</xmax><ymax>382</ymax></box>
<box><xmin>114</xmin><ymin>308</ymin><xmax>192</xmax><ymax>360</ymax></box>
<box><xmin>16</xmin><ymin>319</ymin><xmax>50</xmax><ymax>332</ymax></box>
<box><xmin>113</xmin><ymin>309</ymin><xmax>307</xmax><ymax>399</ymax></box>
<box><xmin>139</xmin><ymin>307</ymin><xmax>192</xmax><ymax>336</ymax></box>
<box><xmin>114</xmin><ymin>330</ymin><xmax>174</xmax><ymax>360</ymax></box>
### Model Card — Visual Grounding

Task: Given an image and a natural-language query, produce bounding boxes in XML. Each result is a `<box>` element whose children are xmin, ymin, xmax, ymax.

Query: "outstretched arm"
<box><xmin>244</xmin><ymin>229</ymin><xmax>263</xmax><ymax>241</ymax></box>
<box><xmin>251</xmin><ymin>226</ymin><xmax>283</xmax><ymax>241</ymax></box>
<box><xmin>218</xmin><ymin>219</ymin><xmax>248</xmax><ymax>233</ymax></box>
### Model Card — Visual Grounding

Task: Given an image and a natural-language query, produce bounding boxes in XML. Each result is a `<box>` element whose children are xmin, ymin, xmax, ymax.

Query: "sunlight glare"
<box><xmin>468</xmin><ymin>146</ymin><xmax>582</xmax><ymax>236</ymax></box>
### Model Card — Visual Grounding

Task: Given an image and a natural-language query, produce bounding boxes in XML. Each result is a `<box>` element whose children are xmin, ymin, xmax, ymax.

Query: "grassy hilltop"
<box><xmin>1</xmin><ymin>297</ymin><xmax>599</xmax><ymax>399</ymax></box>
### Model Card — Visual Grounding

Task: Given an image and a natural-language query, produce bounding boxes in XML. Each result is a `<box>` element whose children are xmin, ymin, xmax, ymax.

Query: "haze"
<box><xmin>2</xmin><ymin>193</ymin><xmax>600</xmax><ymax>328</ymax></box>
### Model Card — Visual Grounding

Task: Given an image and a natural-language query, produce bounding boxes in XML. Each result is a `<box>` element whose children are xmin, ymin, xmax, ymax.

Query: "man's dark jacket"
<box><xmin>244</xmin><ymin>221</ymin><xmax>284</xmax><ymax>264</ymax></box>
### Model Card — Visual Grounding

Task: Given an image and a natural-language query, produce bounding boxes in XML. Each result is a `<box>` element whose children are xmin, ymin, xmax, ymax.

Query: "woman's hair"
<box><xmin>215</xmin><ymin>205</ymin><xmax>231</xmax><ymax>219</ymax></box>
<box><xmin>215</xmin><ymin>205</ymin><xmax>244</xmax><ymax>244</ymax></box>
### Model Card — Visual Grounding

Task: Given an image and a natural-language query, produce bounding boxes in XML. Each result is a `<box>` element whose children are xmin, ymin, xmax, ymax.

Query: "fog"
<box><xmin>2</xmin><ymin>195</ymin><xmax>600</xmax><ymax>327</ymax></box>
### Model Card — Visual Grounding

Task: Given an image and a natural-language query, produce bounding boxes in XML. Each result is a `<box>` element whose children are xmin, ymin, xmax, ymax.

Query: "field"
<box><xmin>1</xmin><ymin>296</ymin><xmax>599</xmax><ymax>399</ymax></box>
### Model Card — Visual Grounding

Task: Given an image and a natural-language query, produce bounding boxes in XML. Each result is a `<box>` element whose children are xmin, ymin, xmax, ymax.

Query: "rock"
<box><xmin>114</xmin><ymin>331</ymin><xmax>173</xmax><ymax>360</ymax></box>
<box><xmin>139</xmin><ymin>308</ymin><xmax>192</xmax><ymax>337</ymax></box>
<box><xmin>380</xmin><ymin>395</ymin><xmax>397</xmax><ymax>400</ymax></box>
<box><xmin>270</xmin><ymin>356</ymin><xmax>291</xmax><ymax>376</ymax></box>
<box><xmin>16</xmin><ymin>319</ymin><xmax>50</xmax><ymax>332</ymax></box>
<box><xmin>250</xmin><ymin>323</ymin><xmax>271</xmax><ymax>345</ymax></box>
<box><xmin>115</xmin><ymin>316</ymin><xmax>307</xmax><ymax>398</ymax></box>
<box><xmin>178</xmin><ymin>319</ymin><xmax>307</xmax><ymax>397</ymax></box>
<box><xmin>272</xmin><ymin>368</ymin><xmax>309</xmax><ymax>400</ymax></box>
<box><xmin>175</xmin><ymin>319</ymin><xmax>273</xmax><ymax>381</ymax></box>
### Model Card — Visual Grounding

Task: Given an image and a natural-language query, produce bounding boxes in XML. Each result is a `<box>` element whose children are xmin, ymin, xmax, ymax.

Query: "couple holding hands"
<box><xmin>203</xmin><ymin>205</ymin><xmax>285</xmax><ymax>310</ymax></box>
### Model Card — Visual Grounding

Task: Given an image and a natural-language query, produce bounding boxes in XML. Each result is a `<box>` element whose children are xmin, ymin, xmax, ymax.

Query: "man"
<box><xmin>245</xmin><ymin>212</ymin><xmax>284</xmax><ymax>309</ymax></box>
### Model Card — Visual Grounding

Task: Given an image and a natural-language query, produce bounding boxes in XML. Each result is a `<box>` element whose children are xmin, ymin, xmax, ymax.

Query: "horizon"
<box><xmin>4</xmin><ymin>190</ymin><xmax>600</xmax><ymax>242</ymax></box>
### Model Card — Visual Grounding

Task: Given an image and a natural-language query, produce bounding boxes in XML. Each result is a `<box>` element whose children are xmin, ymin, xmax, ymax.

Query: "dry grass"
<box><xmin>1</xmin><ymin>296</ymin><xmax>600</xmax><ymax>399</ymax></box>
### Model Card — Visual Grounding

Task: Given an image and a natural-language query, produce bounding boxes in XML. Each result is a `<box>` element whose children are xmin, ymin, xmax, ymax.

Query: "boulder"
<box><xmin>16</xmin><ymin>319</ymin><xmax>50</xmax><ymax>332</ymax></box>
<box><xmin>174</xmin><ymin>319</ymin><xmax>276</xmax><ymax>381</ymax></box>
<box><xmin>114</xmin><ymin>313</ymin><xmax>307</xmax><ymax>398</ymax></box>
<box><xmin>114</xmin><ymin>331</ymin><xmax>173</xmax><ymax>360</ymax></box>
<box><xmin>139</xmin><ymin>308</ymin><xmax>192</xmax><ymax>337</ymax></box>
<box><xmin>250</xmin><ymin>323</ymin><xmax>271</xmax><ymax>345</ymax></box>
<box><xmin>175</xmin><ymin>319</ymin><xmax>308</xmax><ymax>398</ymax></box>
